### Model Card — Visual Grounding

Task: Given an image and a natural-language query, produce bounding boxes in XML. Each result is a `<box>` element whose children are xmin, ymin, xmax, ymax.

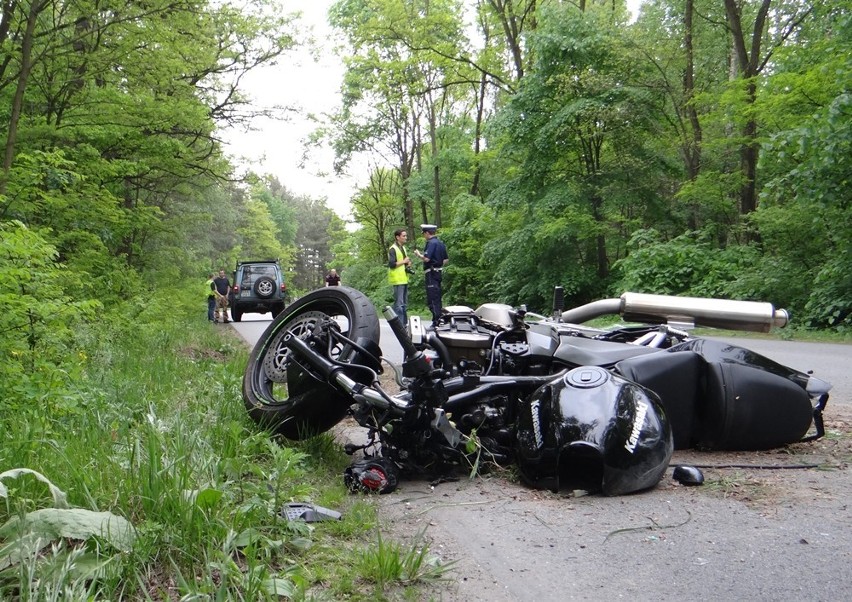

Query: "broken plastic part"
<box><xmin>344</xmin><ymin>457</ymin><xmax>400</xmax><ymax>494</ymax></box>
<box><xmin>281</xmin><ymin>502</ymin><xmax>342</xmax><ymax>522</ymax></box>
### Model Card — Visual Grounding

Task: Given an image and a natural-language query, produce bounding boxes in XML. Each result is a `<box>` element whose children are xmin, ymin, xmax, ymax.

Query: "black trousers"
<box><xmin>425</xmin><ymin>270</ymin><xmax>443</xmax><ymax>324</ymax></box>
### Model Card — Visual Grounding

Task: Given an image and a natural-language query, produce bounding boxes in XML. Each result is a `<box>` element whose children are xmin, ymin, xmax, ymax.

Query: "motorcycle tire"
<box><xmin>242</xmin><ymin>286</ymin><xmax>380</xmax><ymax>440</ymax></box>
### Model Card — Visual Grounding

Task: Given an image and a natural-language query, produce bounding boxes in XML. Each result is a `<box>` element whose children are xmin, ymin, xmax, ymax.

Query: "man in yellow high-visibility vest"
<box><xmin>387</xmin><ymin>228</ymin><xmax>413</xmax><ymax>324</ymax></box>
<box><xmin>205</xmin><ymin>272</ymin><xmax>216</xmax><ymax>322</ymax></box>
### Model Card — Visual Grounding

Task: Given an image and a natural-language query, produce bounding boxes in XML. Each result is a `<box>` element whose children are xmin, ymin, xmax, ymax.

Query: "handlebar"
<box><xmin>382</xmin><ymin>306</ymin><xmax>433</xmax><ymax>376</ymax></box>
<box><xmin>382</xmin><ymin>306</ymin><xmax>419</xmax><ymax>359</ymax></box>
<box><xmin>282</xmin><ymin>332</ymin><xmax>410</xmax><ymax>414</ymax></box>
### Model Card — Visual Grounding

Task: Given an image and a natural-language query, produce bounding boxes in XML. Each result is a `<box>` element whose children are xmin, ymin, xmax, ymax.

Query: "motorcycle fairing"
<box><xmin>668</xmin><ymin>338</ymin><xmax>830</xmax><ymax>395</ymax></box>
<box><xmin>515</xmin><ymin>366</ymin><xmax>673</xmax><ymax>496</ymax></box>
<box><xmin>616</xmin><ymin>339</ymin><xmax>829</xmax><ymax>450</ymax></box>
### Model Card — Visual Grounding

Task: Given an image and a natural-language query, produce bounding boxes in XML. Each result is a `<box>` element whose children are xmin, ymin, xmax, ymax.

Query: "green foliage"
<box><xmin>316</xmin><ymin>0</ymin><xmax>851</xmax><ymax>333</ymax></box>
<box><xmin>0</xmin><ymin>220</ymin><xmax>101</xmax><ymax>419</ymax></box>
<box><xmin>801</xmin><ymin>248</ymin><xmax>852</xmax><ymax>332</ymax></box>
<box><xmin>483</xmin><ymin>3</ymin><xmax>670</xmax><ymax>302</ymax></box>
<box><xmin>612</xmin><ymin>229</ymin><xmax>756</xmax><ymax>299</ymax></box>
<box><xmin>289</xmin><ymin>196</ymin><xmax>346</xmax><ymax>291</ymax></box>
<box><xmin>252</xmin><ymin>176</ymin><xmax>299</xmax><ymax>267</ymax></box>
<box><xmin>0</xmin><ymin>0</ymin><xmax>301</xmax><ymax>287</ymax></box>
<box><xmin>0</xmin><ymin>281</ymin><xmax>401</xmax><ymax>599</ymax></box>
<box><xmin>673</xmin><ymin>171</ymin><xmax>743</xmax><ymax>237</ymax></box>
<box><xmin>752</xmin><ymin>5</ymin><xmax>852</xmax><ymax>329</ymax></box>
<box><xmin>349</xmin><ymin>168</ymin><xmax>406</xmax><ymax>263</ymax></box>
<box><xmin>0</xmin><ymin>468</ymin><xmax>136</xmax><ymax>602</ymax></box>
<box><xmin>442</xmin><ymin>194</ymin><xmax>495</xmax><ymax>306</ymax></box>
<box><xmin>237</xmin><ymin>200</ymin><xmax>288</xmax><ymax>260</ymax></box>
<box><xmin>355</xmin><ymin>530</ymin><xmax>449</xmax><ymax>590</ymax></box>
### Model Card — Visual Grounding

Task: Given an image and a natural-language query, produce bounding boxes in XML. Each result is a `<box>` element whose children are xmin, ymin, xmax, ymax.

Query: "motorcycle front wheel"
<box><xmin>242</xmin><ymin>286</ymin><xmax>380</xmax><ymax>439</ymax></box>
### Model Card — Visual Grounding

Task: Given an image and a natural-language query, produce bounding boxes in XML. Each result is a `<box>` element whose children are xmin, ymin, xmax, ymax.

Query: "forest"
<box><xmin>2</xmin><ymin>0</ymin><xmax>850</xmax><ymax>362</ymax></box>
<box><xmin>0</xmin><ymin>0</ymin><xmax>849</xmax><ymax>597</ymax></box>
<box><xmin>327</xmin><ymin>0</ymin><xmax>850</xmax><ymax>328</ymax></box>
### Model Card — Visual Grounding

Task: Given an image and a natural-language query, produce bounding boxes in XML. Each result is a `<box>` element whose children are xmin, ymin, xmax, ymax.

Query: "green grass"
<box><xmin>355</xmin><ymin>530</ymin><xmax>452</xmax><ymax>592</ymax></box>
<box><xmin>584</xmin><ymin>314</ymin><xmax>851</xmax><ymax>344</ymax></box>
<box><xmin>691</xmin><ymin>326</ymin><xmax>851</xmax><ymax>344</ymax></box>
<box><xmin>0</xmin><ymin>299</ymin><xmax>450</xmax><ymax>600</ymax></box>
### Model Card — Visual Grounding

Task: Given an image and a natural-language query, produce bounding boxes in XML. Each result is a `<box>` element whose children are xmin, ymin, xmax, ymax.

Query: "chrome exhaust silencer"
<box><xmin>560</xmin><ymin>292</ymin><xmax>789</xmax><ymax>332</ymax></box>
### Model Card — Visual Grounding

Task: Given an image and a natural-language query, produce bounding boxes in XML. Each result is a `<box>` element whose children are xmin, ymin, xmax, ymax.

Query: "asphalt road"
<box><xmin>230</xmin><ymin>313</ymin><xmax>852</xmax><ymax>601</ymax></box>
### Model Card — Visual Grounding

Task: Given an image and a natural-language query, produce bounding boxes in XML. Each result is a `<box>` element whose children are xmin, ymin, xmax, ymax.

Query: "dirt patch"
<box><xmin>179</xmin><ymin>344</ymin><xmax>228</xmax><ymax>362</ymax></box>
<box><xmin>668</xmin><ymin>408</ymin><xmax>852</xmax><ymax>508</ymax></box>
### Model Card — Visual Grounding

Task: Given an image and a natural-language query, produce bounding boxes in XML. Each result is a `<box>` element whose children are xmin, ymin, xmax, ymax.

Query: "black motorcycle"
<box><xmin>242</xmin><ymin>286</ymin><xmax>831</xmax><ymax>496</ymax></box>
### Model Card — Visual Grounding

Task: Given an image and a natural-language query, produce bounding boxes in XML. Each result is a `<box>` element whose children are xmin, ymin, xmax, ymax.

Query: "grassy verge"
<box><xmin>0</xmin><ymin>302</ymin><xmax>448</xmax><ymax>600</ymax></box>
<box><xmin>583</xmin><ymin>315</ymin><xmax>850</xmax><ymax>344</ymax></box>
<box><xmin>692</xmin><ymin>326</ymin><xmax>852</xmax><ymax>344</ymax></box>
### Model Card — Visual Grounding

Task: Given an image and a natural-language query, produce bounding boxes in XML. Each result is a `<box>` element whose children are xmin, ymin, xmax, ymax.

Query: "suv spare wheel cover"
<box><xmin>254</xmin><ymin>276</ymin><xmax>276</xmax><ymax>298</ymax></box>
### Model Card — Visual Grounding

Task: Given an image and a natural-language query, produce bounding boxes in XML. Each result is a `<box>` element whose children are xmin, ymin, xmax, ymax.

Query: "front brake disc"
<box><xmin>262</xmin><ymin>310</ymin><xmax>328</xmax><ymax>382</ymax></box>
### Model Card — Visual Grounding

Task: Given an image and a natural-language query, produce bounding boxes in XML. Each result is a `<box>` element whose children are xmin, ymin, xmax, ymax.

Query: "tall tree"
<box><xmin>328</xmin><ymin>0</ymin><xmax>473</xmax><ymax>232</ymax></box>
<box><xmin>722</xmin><ymin>0</ymin><xmax>815</xmax><ymax>216</ymax></box>
<box><xmin>484</xmin><ymin>0</ymin><xmax>536</xmax><ymax>81</ymax></box>
<box><xmin>290</xmin><ymin>196</ymin><xmax>345</xmax><ymax>290</ymax></box>
<box><xmin>486</xmin><ymin>3</ymin><xmax>665</xmax><ymax>306</ymax></box>
<box><xmin>0</xmin><ymin>0</ymin><xmax>298</xmax><ymax>275</ymax></box>
<box><xmin>351</xmin><ymin>167</ymin><xmax>405</xmax><ymax>261</ymax></box>
<box><xmin>630</xmin><ymin>0</ymin><xmax>732</xmax><ymax>233</ymax></box>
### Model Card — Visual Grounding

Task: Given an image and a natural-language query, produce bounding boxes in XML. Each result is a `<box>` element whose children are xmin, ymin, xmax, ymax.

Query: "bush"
<box><xmin>612</xmin><ymin>229</ymin><xmax>750</xmax><ymax>298</ymax></box>
<box><xmin>0</xmin><ymin>221</ymin><xmax>100</xmax><ymax>417</ymax></box>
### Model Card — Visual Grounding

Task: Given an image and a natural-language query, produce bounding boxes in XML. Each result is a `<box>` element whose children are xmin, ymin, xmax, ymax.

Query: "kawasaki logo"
<box><xmin>624</xmin><ymin>400</ymin><xmax>649</xmax><ymax>454</ymax></box>
<box><xmin>530</xmin><ymin>399</ymin><xmax>543</xmax><ymax>449</ymax></box>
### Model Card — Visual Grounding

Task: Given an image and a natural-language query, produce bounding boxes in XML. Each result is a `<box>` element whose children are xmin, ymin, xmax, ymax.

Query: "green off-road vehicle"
<box><xmin>228</xmin><ymin>260</ymin><xmax>289</xmax><ymax>322</ymax></box>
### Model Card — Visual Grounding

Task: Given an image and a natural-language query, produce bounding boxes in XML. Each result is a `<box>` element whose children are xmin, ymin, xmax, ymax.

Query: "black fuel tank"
<box><xmin>515</xmin><ymin>366</ymin><xmax>673</xmax><ymax>496</ymax></box>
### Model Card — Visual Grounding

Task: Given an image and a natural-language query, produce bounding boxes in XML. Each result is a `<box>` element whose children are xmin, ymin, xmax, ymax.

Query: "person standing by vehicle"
<box><xmin>213</xmin><ymin>269</ymin><xmax>231</xmax><ymax>323</ymax></box>
<box><xmin>388</xmin><ymin>229</ymin><xmax>413</xmax><ymax>324</ymax></box>
<box><xmin>325</xmin><ymin>269</ymin><xmax>341</xmax><ymax>286</ymax></box>
<box><xmin>206</xmin><ymin>272</ymin><xmax>216</xmax><ymax>322</ymax></box>
<box><xmin>414</xmin><ymin>224</ymin><xmax>448</xmax><ymax>325</ymax></box>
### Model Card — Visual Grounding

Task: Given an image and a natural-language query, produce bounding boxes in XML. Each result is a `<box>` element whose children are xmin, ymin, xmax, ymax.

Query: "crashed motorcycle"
<box><xmin>242</xmin><ymin>287</ymin><xmax>831</xmax><ymax>496</ymax></box>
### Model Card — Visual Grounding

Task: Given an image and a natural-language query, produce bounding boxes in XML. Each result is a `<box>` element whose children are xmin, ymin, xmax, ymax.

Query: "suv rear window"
<box><xmin>239</xmin><ymin>265</ymin><xmax>277</xmax><ymax>288</ymax></box>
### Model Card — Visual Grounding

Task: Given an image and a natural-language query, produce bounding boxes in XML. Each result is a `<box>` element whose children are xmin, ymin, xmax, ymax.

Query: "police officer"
<box><xmin>414</xmin><ymin>224</ymin><xmax>449</xmax><ymax>325</ymax></box>
<box><xmin>387</xmin><ymin>228</ymin><xmax>413</xmax><ymax>324</ymax></box>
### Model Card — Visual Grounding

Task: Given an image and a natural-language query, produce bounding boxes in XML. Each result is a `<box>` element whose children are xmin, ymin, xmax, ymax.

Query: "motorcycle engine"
<box><xmin>432</xmin><ymin>305</ymin><xmax>500</xmax><ymax>365</ymax></box>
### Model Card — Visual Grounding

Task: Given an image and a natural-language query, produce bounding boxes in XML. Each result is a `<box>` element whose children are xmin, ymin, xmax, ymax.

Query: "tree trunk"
<box><xmin>0</xmin><ymin>0</ymin><xmax>19</xmax><ymax>84</ymax></box>
<box><xmin>428</xmin><ymin>102</ymin><xmax>442</xmax><ymax>226</ymax></box>
<box><xmin>590</xmin><ymin>194</ymin><xmax>608</xmax><ymax>279</ymax></box>
<box><xmin>739</xmin><ymin>81</ymin><xmax>759</xmax><ymax>215</ymax></box>
<box><xmin>1</xmin><ymin>0</ymin><xmax>47</xmax><ymax>194</ymax></box>
<box><xmin>470</xmin><ymin>70</ymin><xmax>486</xmax><ymax>198</ymax></box>
<box><xmin>724</xmin><ymin>0</ymin><xmax>771</xmax><ymax>216</ymax></box>
<box><xmin>487</xmin><ymin>0</ymin><xmax>536</xmax><ymax>81</ymax></box>
<box><xmin>683</xmin><ymin>0</ymin><xmax>702</xmax><ymax>181</ymax></box>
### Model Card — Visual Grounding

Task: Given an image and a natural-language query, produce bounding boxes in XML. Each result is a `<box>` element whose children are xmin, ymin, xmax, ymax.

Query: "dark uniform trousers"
<box><xmin>425</xmin><ymin>268</ymin><xmax>443</xmax><ymax>324</ymax></box>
